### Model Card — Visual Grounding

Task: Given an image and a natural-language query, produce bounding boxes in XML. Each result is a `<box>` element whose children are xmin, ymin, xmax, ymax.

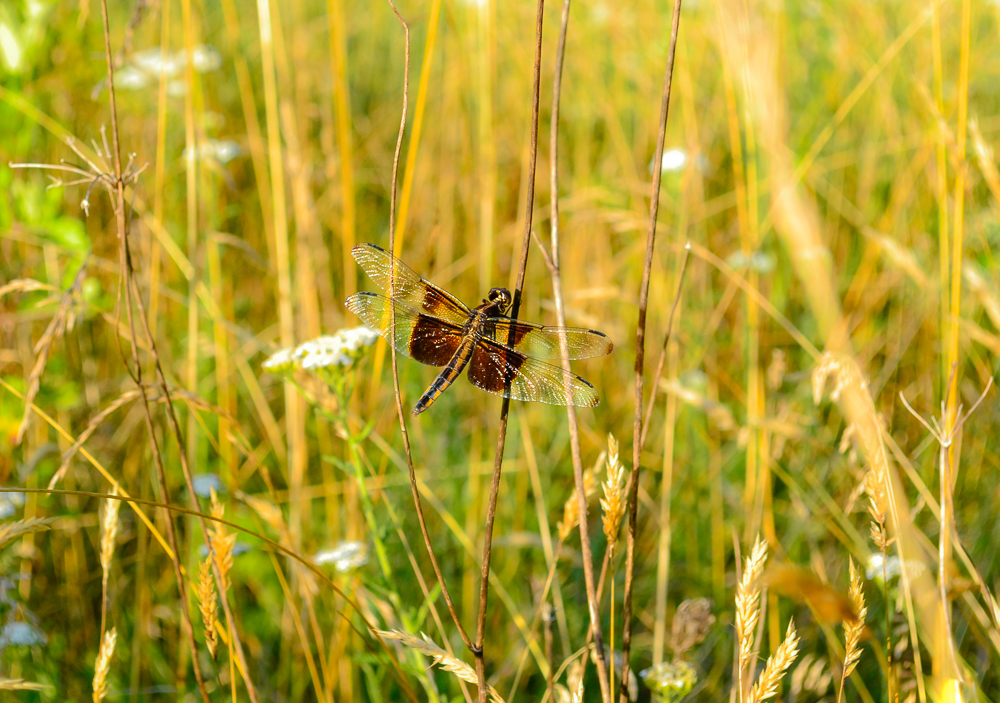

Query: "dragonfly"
<box><xmin>345</xmin><ymin>243</ymin><xmax>613</xmax><ymax>415</ymax></box>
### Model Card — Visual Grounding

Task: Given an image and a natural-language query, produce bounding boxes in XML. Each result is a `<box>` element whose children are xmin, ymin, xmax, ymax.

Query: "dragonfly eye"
<box><xmin>488</xmin><ymin>287</ymin><xmax>512</xmax><ymax>310</ymax></box>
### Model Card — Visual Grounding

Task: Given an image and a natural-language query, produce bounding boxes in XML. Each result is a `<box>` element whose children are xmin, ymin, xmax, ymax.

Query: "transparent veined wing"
<box><xmin>481</xmin><ymin>318</ymin><xmax>613</xmax><ymax>359</ymax></box>
<box><xmin>351</xmin><ymin>243</ymin><xmax>471</xmax><ymax>327</ymax></box>
<box><xmin>466</xmin><ymin>337</ymin><xmax>600</xmax><ymax>407</ymax></box>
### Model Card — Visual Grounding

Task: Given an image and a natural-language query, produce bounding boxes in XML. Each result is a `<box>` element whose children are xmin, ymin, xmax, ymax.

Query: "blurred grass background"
<box><xmin>2</xmin><ymin>0</ymin><xmax>1000</xmax><ymax>699</ymax></box>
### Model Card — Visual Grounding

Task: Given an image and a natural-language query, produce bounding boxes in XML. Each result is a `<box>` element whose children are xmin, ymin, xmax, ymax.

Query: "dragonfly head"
<box><xmin>487</xmin><ymin>287</ymin><xmax>512</xmax><ymax>313</ymax></box>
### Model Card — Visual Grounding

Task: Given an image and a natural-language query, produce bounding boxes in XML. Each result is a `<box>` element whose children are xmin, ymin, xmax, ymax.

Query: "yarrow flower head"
<box><xmin>314</xmin><ymin>541</ymin><xmax>368</xmax><ymax>573</ymax></box>
<box><xmin>263</xmin><ymin>327</ymin><xmax>378</xmax><ymax>381</ymax></box>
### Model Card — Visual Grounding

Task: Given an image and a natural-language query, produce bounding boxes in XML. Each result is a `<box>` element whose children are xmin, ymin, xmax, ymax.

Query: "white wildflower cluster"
<box><xmin>113</xmin><ymin>44</ymin><xmax>222</xmax><ymax>95</ymax></box>
<box><xmin>314</xmin><ymin>541</ymin><xmax>368</xmax><ymax>573</ymax></box>
<box><xmin>183</xmin><ymin>140</ymin><xmax>242</xmax><ymax>165</ymax></box>
<box><xmin>263</xmin><ymin>327</ymin><xmax>378</xmax><ymax>378</ymax></box>
<box><xmin>866</xmin><ymin>554</ymin><xmax>926</xmax><ymax>583</ymax></box>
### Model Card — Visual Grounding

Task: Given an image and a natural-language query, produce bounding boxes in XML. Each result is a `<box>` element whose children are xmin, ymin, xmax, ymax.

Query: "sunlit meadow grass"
<box><xmin>1</xmin><ymin>0</ymin><xmax>1000</xmax><ymax>700</ymax></box>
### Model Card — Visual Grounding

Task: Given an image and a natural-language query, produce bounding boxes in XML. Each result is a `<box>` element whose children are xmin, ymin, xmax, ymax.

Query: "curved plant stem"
<box><xmin>383</xmin><ymin>0</ymin><xmax>473</xmax><ymax>653</ymax></box>
<box><xmin>475</xmin><ymin>1</ymin><xmax>546</xmax><ymax>700</ymax></box>
<box><xmin>620</xmin><ymin>1</ymin><xmax>684</xmax><ymax>700</ymax></box>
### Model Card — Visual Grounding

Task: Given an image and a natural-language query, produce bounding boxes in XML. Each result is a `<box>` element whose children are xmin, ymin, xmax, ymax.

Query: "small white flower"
<box><xmin>183</xmin><ymin>140</ymin><xmax>243</xmax><ymax>165</ymax></box>
<box><xmin>866</xmin><ymin>554</ymin><xmax>925</xmax><ymax>582</ymax></box>
<box><xmin>262</xmin><ymin>347</ymin><xmax>295</xmax><ymax>371</ymax></box>
<box><xmin>659</xmin><ymin>148</ymin><xmax>687</xmax><ymax>173</ymax></box>
<box><xmin>314</xmin><ymin>541</ymin><xmax>368</xmax><ymax>572</ymax></box>
<box><xmin>191</xmin><ymin>44</ymin><xmax>222</xmax><ymax>73</ymax></box>
<box><xmin>114</xmin><ymin>66</ymin><xmax>149</xmax><ymax>90</ymax></box>
<box><xmin>130</xmin><ymin>48</ymin><xmax>184</xmax><ymax>79</ymax></box>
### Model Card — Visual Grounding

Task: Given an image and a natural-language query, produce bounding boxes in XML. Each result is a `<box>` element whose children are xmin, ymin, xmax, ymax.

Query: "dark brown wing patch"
<box><xmin>409</xmin><ymin>311</ymin><xmax>463</xmax><ymax>366</ymax></box>
<box><xmin>346</xmin><ymin>292</ymin><xmax>462</xmax><ymax>367</ymax></box>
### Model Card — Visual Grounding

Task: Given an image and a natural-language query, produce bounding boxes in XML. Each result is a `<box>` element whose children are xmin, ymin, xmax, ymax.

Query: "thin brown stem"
<box><xmin>544</xmin><ymin>603</ymin><xmax>555</xmax><ymax>703</ymax></box>
<box><xmin>97</xmin><ymin>3</ymin><xmax>212</xmax><ymax>700</ymax></box>
<box><xmin>639</xmin><ymin>245</ymin><xmax>691</xmax><ymax>450</ymax></box>
<box><xmin>382</xmin><ymin>0</ymin><xmax>472</xmax><ymax>652</ymax></box>
<box><xmin>475</xmin><ymin>1</ymin><xmax>546</xmax><ymax>700</ymax></box>
<box><xmin>620</xmin><ymin>2</ymin><xmax>684</xmax><ymax>701</ymax></box>
<box><xmin>546</xmin><ymin>0</ymin><xmax>610</xmax><ymax>698</ymax></box>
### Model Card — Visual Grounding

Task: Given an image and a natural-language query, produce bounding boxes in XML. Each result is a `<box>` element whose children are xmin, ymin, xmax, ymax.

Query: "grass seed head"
<box><xmin>92</xmin><ymin>627</ymin><xmax>116</xmax><ymax>703</ymax></box>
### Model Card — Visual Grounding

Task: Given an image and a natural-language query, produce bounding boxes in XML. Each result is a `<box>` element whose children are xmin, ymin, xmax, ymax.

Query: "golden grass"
<box><xmin>3</xmin><ymin>0</ymin><xmax>1000</xmax><ymax>699</ymax></box>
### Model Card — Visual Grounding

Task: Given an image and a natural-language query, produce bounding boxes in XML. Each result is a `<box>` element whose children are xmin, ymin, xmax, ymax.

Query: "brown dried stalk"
<box><xmin>382</xmin><ymin>0</ymin><xmax>473</xmax><ymax>663</ymax></box>
<box><xmin>474</xmin><ymin>1</ymin><xmax>547</xmax><ymax>700</ymax></box>
<box><xmin>619</xmin><ymin>2</ymin><xmax>685</xmax><ymax>699</ymax></box>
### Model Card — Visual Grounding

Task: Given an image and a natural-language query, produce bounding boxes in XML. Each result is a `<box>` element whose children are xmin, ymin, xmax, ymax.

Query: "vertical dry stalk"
<box><xmin>749</xmin><ymin>620</ymin><xmax>800</xmax><ymax>703</ymax></box>
<box><xmin>474</xmin><ymin>1</ymin><xmax>547</xmax><ymax>701</ymax></box>
<box><xmin>99</xmin><ymin>487</ymin><xmax>120</xmax><ymax>637</ymax></box>
<box><xmin>544</xmin><ymin>0</ymin><xmax>612</xmax><ymax>690</ymax></box>
<box><xmin>92</xmin><ymin>626</ymin><xmax>117</xmax><ymax>703</ymax></box>
<box><xmin>96</xmin><ymin>0</ymin><xmax>216</xmax><ymax>697</ymax></box>
<box><xmin>620</xmin><ymin>2</ymin><xmax>684</xmax><ymax>699</ymax></box>
<box><xmin>381</xmin><ymin>0</ymin><xmax>472</xmax><ymax>658</ymax></box>
<box><xmin>837</xmin><ymin>559</ymin><xmax>867</xmax><ymax>703</ymax></box>
<box><xmin>736</xmin><ymin>537</ymin><xmax>769</xmax><ymax>703</ymax></box>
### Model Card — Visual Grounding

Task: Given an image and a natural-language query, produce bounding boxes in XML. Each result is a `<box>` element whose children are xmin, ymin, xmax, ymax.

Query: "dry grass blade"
<box><xmin>0</xmin><ymin>678</ymin><xmax>50</xmax><ymax>691</ymax></box>
<box><xmin>15</xmin><ymin>265</ymin><xmax>87</xmax><ymax>444</ymax></box>
<box><xmin>92</xmin><ymin>626</ymin><xmax>117</xmax><ymax>703</ymax></box>
<box><xmin>376</xmin><ymin>629</ymin><xmax>506</xmax><ymax>703</ymax></box>
<box><xmin>750</xmin><ymin>620</ymin><xmax>800</xmax><ymax>703</ymax></box>
<box><xmin>0</xmin><ymin>279</ymin><xmax>56</xmax><ymax>299</ymax></box>
<box><xmin>557</xmin><ymin>465</ymin><xmax>598</xmax><ymax>542</ymax></box>
<box><xmin>0</xmin><ymin>517</ymin><xmax>57</xmax><ymax>550</ymax></box>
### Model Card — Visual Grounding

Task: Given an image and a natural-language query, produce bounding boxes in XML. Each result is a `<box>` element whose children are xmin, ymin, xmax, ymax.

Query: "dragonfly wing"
<box><xmin>482</xmin><ymin>318</ymin><xmax>613</xmax><ymax>359</ymax></box>
<box><xmin>346</xmin><ymin>292</ymin><xmax>463</xmax><ymax>367</ymax></box>
<box><xmin>466</xmin><ymin>337</ymin><xmax>599</xmax><ymax>407</ymax></box>
<box><xmin>351</xmin><ymin>243</ymin><xmax>471</xmax><ymax>327</ymax></box>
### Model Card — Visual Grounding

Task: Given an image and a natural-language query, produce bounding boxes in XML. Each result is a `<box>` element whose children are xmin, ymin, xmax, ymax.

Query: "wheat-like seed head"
<box><xmin>209</xmin><ymin>488</ymin><xmax>236</xmax><ymax>593</ymax></box>
<box><xmin>197</xmin><ymin>558</ymin><xmax>219</xmax><ymax>658</ymax></box>
<box><xmin>376</xmin><ymin>629</ymin><xmax>505</xmax><ymax>702</ymax></box>
<box><xmin>557</xmin><ymin>466</ymin><xmax>600</xmax><ymax>542</ymax></box>
<box><xmin>0</xmin><ymin>517</ymin><xmax>56</xmax><ymax>550</ymax></box>
<box><xmin>736</xmin><ymin>537</ymin><xmax>769</xmax><ymax>669</ymax></box>
<box><xmin>601</xmin><ymin>434</ymin><xmax>626</xmax><ymax>550</ymax></box>
<box><xmin>842</xmin><ymin>558</ymin><xmax>867</xmax><ymax>679</ymax></box>
<box><xmin>749</xmin><ymin>620</ymin><xmax>800</xmax><ymax>703</ymax></box>
<box><xmin>100</xmin><ymin>487</ymin><xmax>120</xmax><ymax>576</ymax></box>
<box><xmin>863</xmin><ymin>469</ymin><xmax>889</xmax><ymax>550</ymax></box>
<box><xmin>567</xmin><ymin>658</ymin><xmax>585</xmax><ymax>703</ymax></box>
<box><xmin>92</xmin><ymin>627</ymin><xmax>117</xmax><ymax>703</ymax></box>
